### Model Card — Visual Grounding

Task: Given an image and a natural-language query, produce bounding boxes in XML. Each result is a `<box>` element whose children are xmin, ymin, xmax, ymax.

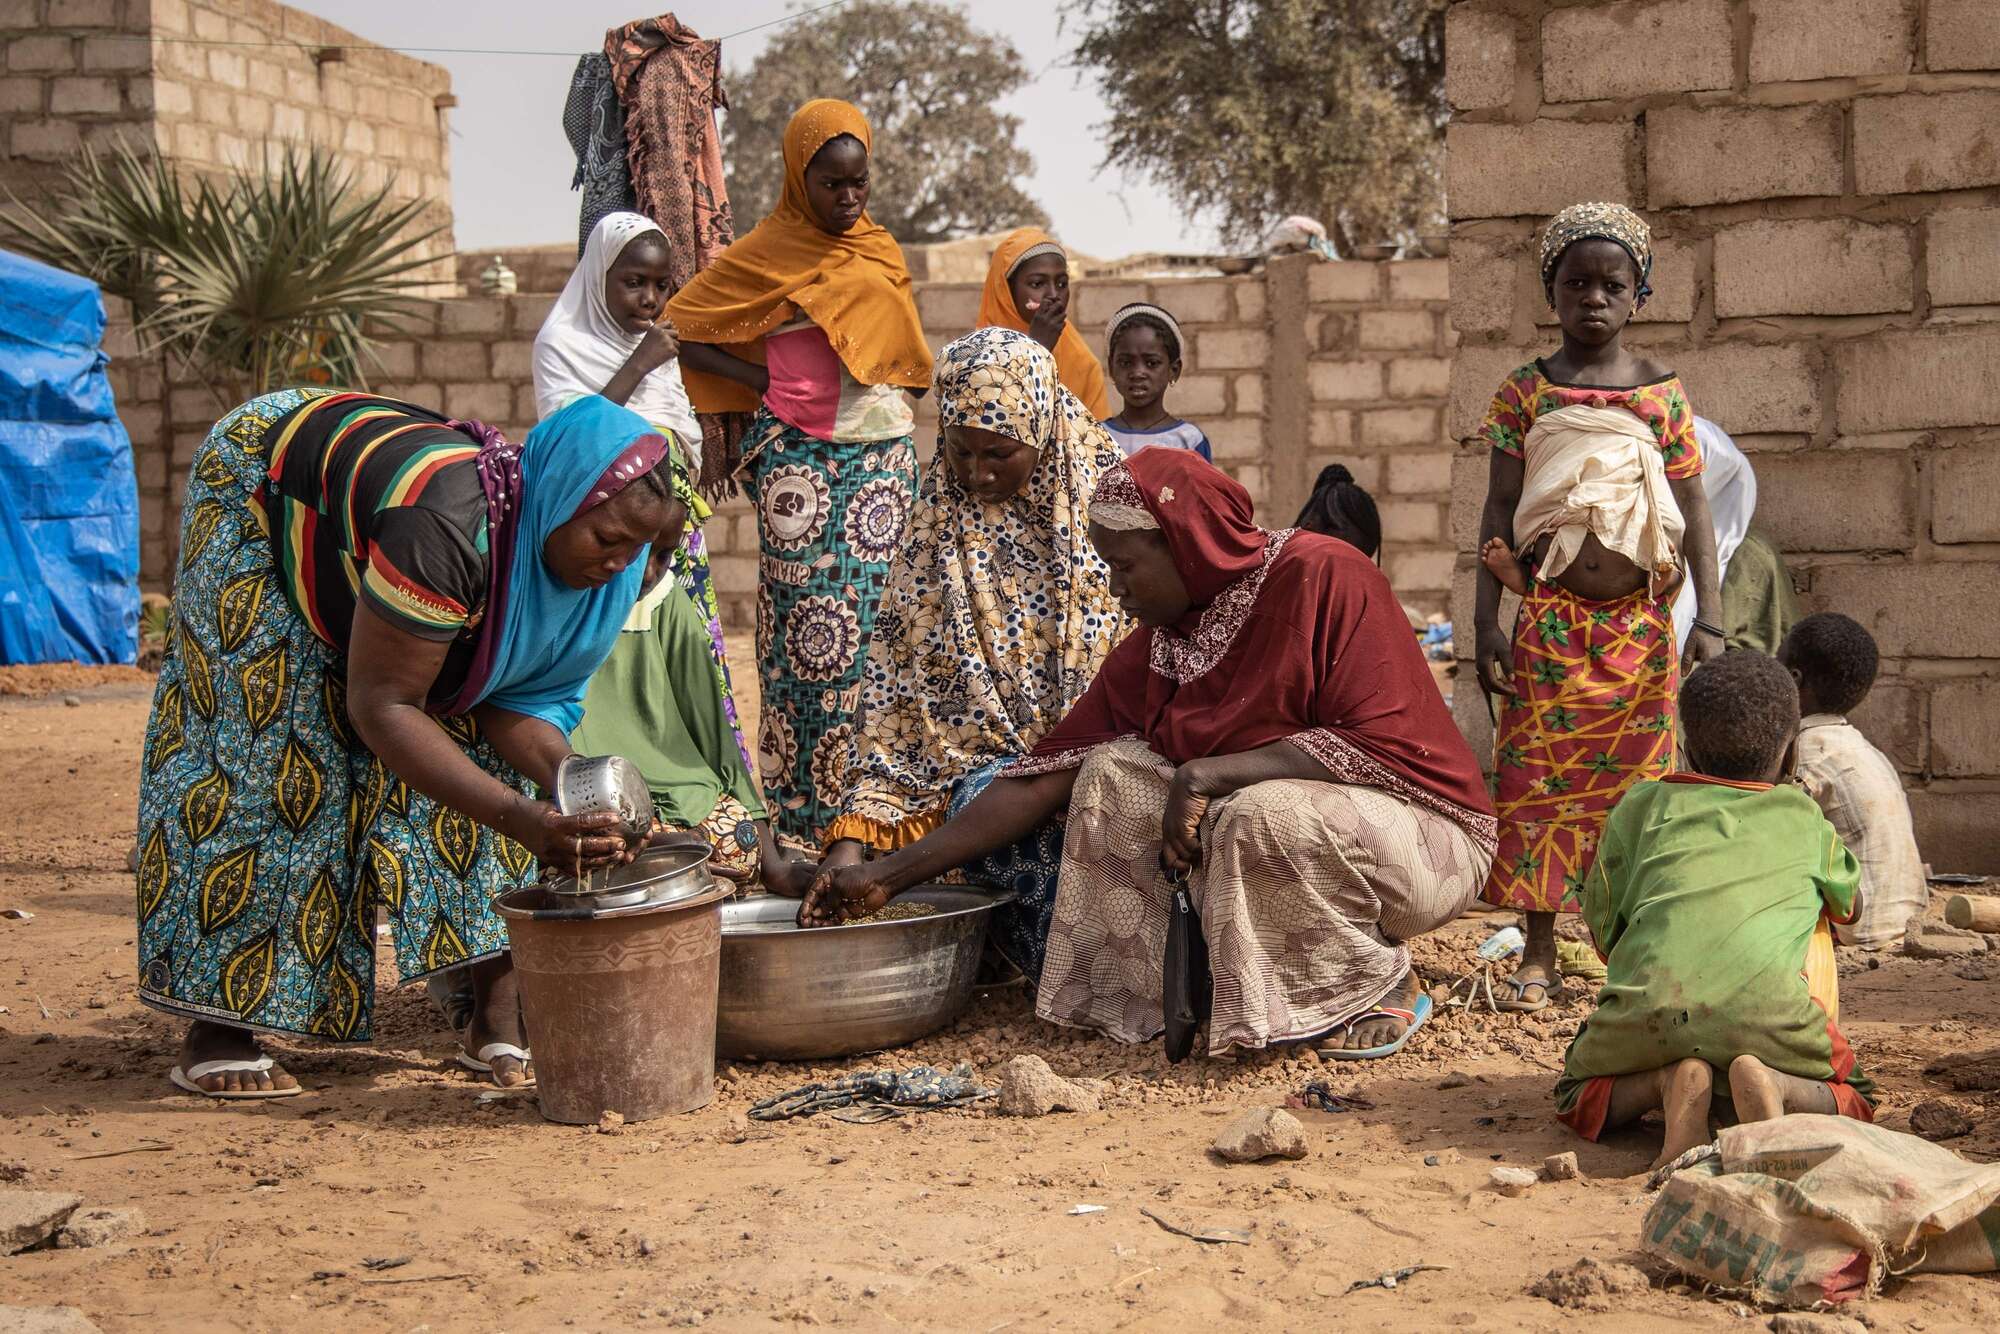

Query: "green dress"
<box><xmin>1555</xmin><ymin>775</ymin><xmax>1874</xmax><ymax>1129</ymax></box>
<box><xmin>1720</xmin><ymin>528</ymin><xmax>1798</xmax><ymax>655</ymax></box>
<box><xmin>571</xmin><ymin>576</ymin><xmax>767</xmax><ymax>872</ymax></box>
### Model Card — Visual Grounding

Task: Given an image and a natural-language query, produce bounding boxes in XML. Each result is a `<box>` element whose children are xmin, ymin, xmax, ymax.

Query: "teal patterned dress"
<box><xmin>741</xmin><ymin>409</ymin><xmax>918</xmax><ymax>847</ymax></box>
<box><xmin>135</xmin><ymin>390</ymin><xmax>537</xmax><ymax>1042</ymax></box>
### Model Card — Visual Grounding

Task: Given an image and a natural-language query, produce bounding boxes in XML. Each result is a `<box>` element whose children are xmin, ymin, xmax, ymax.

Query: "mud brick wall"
<box><xmin>0</xmin><ymin>0</ymin><xmax>456</xmax><ymax>285</ymax></box>
<box><xmin>121</xmin><ymin>259</ymin><xmax>1465</xmax><ymax>628</ymax></box>
<box><xmin>1445</xmin><ymin>0</ymin><xmax>2000</xmax><ymax>872</ymax></box>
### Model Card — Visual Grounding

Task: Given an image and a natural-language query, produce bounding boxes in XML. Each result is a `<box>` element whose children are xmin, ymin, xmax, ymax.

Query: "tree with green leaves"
<box><xmin>1064</xmin><ymin>0</ymin><xmax>1447</xmax><ymax>252</ymax></box>
<box><xmin>722</xmin><ymin>0</ymin><xmax>1048</xmax><ymax>244</ymax></box>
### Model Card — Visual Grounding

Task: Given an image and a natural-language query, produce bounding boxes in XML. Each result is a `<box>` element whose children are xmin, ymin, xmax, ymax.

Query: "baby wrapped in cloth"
<box><xmin>1513</xmin><ymin>404</ymin><xmax>1686</xmax><ymax>596</ymax></box>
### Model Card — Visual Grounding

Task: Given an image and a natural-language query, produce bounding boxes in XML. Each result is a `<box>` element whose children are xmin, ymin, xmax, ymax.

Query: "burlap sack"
<box><xmin>1642</xmin><ymin>1113</ymin><xmax>2000</xmax><ymax>1305</ymax></box>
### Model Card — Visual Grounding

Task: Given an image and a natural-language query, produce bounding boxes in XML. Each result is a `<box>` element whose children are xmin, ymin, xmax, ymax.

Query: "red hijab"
<box><xmin>1017</xmin><ymin>449</ymin><xmax>1496</xmax><ymax>847</ymax></box>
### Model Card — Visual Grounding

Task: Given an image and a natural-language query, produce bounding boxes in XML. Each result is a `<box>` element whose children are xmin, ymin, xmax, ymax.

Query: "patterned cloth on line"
<box><xmin>603</xmin><ymin>14</ymin><xmax>744</xmax><ymax>492</ymax></box>
<box><xmin>562</xmin><ymin>52</ymin><xmax>638</xmax><ymax>256</ymax></box>
<box><xmin>1036</xmin><ymin>739</ymin><xmax>1489</xmax><ymax>1057</ymax></box>
<box><xmin>749</xmin><ymin>1064</ymin><xmax>994</xmax><ymax>1122</ymax></box>
<box><xmin>1483</xmin><ymin>582</ymin><xmax>1678</xmax><ymax>914</ymax></box>
<box><xmin>135</xmin><ymin>390</ymin><xmax>537</xmax><ymax>1042</ymax></box>
<box><xmin>745</xmin><ymin>410</ymin><xmax>918</xmax><ymax>847</ymax></box>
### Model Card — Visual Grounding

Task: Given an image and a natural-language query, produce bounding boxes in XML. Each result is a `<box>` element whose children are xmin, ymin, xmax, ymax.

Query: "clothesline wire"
<box><xmin>87</xmin><ymin>0</ymin><xmax>856</xmax><ymax>59</ymax></box>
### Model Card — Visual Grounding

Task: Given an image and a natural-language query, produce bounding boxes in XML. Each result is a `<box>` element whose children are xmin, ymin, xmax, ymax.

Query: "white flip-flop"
<box><xmin>457</xmin><ymin>1042</ymin><xmax>533</xmax><ymax>1083</ymax></box>
<box><xmin>169</xmin><ymin>1056</ymin><xmax>303</xmax><ymax>1100</ymax></box>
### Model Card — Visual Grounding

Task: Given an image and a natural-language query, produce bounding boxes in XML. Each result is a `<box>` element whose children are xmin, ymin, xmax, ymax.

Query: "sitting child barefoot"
<box><xmin>1554</xmin><ymin>650</ymin><xmax>1876</xmax><ymax>1171</ymax></box>
<box><xmin>1777</xmin><ymin>613</ymin><xmax>1927</xmax><ymax>950</ymax></box>
<box><xmin>1480</xmin><ymin>536</ymin><xmax>1531</xmax><ymax>597</ymax></box>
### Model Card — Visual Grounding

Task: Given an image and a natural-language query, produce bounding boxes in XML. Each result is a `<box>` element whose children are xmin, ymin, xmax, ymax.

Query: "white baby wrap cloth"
<box><xmin>1514</xmin><ymin>404</ymin><xmax>1686</xmax><ymax>598</ymax></box>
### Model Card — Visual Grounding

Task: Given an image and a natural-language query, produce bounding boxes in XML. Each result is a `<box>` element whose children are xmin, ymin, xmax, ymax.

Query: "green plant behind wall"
<box><xmin>1</xmin><ymin>141</ymin><xmax>445</xmax><ymax>400</ymax></box>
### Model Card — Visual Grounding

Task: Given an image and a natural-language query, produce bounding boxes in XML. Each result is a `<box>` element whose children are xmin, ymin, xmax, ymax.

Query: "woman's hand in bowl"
<box><xmin>797</xmin><ymin>862</ymin><xmax>896</xmax><ymax>928</ymax></box>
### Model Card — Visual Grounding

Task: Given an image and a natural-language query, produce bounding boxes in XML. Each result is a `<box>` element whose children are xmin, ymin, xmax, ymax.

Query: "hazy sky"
<box><xmin>291</xmin><ymin>1</ymin><xmax>1216</xmax><ymax>259</ymax></box>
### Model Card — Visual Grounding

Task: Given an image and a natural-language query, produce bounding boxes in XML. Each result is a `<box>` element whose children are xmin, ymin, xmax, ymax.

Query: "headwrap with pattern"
<box><xmin>935</xmin><ymin>326</ymin><xmax>1067</xmax><ymax>449</ymax></box>
<box><xmin>1540</xmin><ymin>202</ymin><xmax>1653</xmax><ymax>305</ymax></box>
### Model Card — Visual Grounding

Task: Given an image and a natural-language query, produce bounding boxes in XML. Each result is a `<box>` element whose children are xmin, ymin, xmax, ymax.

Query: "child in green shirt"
<box><xmin>1555</xmin><ymin>650</ymin><xmax>1875</xmax><ymax>1170</ymax></box>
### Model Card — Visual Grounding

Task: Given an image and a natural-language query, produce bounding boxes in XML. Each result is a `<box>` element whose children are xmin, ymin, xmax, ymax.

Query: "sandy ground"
<box><xmin>2</xmin><ymin>666</ymin><xmax>1997</xmax><ymax>1332</ymax></box>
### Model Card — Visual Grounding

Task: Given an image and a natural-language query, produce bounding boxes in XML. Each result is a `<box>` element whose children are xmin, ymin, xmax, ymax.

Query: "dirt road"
<box><xmin>1</xmin><ymin>673</ymin><xmax>1995</xmax><ymax>1331</ymax></box>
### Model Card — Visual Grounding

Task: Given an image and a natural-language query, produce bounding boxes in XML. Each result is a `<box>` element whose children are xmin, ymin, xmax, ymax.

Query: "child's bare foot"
<box><xmin>1652</xmin><ymin>1058</ymin><xmax>1715</xmax><ymax>1170</ymax></box>
<box><xmin>1481</xmin><ymin>537</ymin><xmax>1531</xmax><ymax>596</ymax></box>
<box><xmin>1727</xmin><ymin>1054</ymin><xmax>1835</xmax><ymax>1124</ymax></box>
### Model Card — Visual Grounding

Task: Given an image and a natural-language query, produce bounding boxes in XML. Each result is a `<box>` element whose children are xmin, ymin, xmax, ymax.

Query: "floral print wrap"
<box><xmin>829</xmin><ymin>328</ymin><xmax>1127</xmax><ymax>850</ymax></box>
<box><xmin>745</xmin><ymin>409</ymin><xmax>918</xmax><ymax>847</ymax></box>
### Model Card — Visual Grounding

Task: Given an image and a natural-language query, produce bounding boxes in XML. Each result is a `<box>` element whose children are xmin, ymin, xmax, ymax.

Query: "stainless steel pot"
<box><xmin>555</xmin><ymin>753</ymin><xmax>651</xmax><ymax>842</ymax></box>
<box><xmin>716</xmin><ymin>887</ymin><xmax>1011</xmax><ymax>1062</ymax></box>
<box><xmin>544</xmin><ymin>842</ymin><xmax>715</xmax><ymax>911</ymax></box>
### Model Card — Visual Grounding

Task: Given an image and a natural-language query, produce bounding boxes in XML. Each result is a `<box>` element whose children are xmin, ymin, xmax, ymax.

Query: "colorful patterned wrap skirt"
<box><xmin>742</xmin><ymin>410</ymin><xmax>918</xmax><ymax>847</ymax></box>
<box><xmin>946</xmin><ymin>758</ymin><xmax>1064</xmax><ymax>982</ymax></box>
<box><xmin>1482</xmin><ymin>582</ymin><xmax>1678</xmax><ymax>914</ymax></box>
<box><xmin>134</xmin><ymin>389</ymin><xmax>537</xmax><ymax>1042</ymax></box>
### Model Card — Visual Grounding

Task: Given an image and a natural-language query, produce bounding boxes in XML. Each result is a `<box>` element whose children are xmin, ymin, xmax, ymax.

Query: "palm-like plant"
<box><xmin>1</xmin><ymin>141</ymin><xmax>445</xmax><ymax>399</ymax></box>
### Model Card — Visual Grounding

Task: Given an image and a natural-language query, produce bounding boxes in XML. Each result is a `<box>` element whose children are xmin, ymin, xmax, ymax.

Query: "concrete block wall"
<box><xmin>119</xmin><ymin>260</ymin><xmax>1465</xmax><ymax>627</ymax></box>
<box><xmin>1</xmin><ymin>0</ymin><xmax>456</xmax><ymax>286</ymax></box>
<box><xmin>1445</xmin><ymin>0</ymin><xmax>2000</xmax><ymax>872</ymax></box>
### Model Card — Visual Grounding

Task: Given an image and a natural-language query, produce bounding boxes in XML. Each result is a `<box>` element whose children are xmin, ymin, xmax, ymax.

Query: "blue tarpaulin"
<box><xmin>0</xmin><ymin>248</ymin><xmax>139</xmax><ymax>665</ymax></box>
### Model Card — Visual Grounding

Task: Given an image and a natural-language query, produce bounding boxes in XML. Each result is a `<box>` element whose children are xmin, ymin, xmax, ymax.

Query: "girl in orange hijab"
<box><xmin>977</xmin><ymin>228</ymin><xmax>1109</xmax><ymax>418</ymax></box>
<box><xmin>668</xmin><ymin>100</ymin><xmax>930</xmax><ymax>850</ymax></box>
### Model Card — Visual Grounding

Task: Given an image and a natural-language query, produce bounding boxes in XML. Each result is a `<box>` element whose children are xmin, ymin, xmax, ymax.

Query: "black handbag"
<box><xmin>1161</xmin><ymin>868</ymin><xmax>1211</xmax><ymax>1064</ymax></box>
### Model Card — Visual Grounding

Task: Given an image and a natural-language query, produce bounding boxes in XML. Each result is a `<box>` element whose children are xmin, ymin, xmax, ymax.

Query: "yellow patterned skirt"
<box><xmin>135</xmin><ymin>390</ymin><xmax>537</xmax><ymax>1042</ymax></box>
<box><xmin>1482</xmin><ymin>582</ymin><xmax>1677</xmax><ymax>914</ymax></box>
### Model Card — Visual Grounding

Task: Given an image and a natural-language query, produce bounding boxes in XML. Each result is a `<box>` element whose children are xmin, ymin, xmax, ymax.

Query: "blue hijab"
<box><xmin>462</xmin><ymin>395</ymin><xmax>665</xmax><ymax>733</ymax></box>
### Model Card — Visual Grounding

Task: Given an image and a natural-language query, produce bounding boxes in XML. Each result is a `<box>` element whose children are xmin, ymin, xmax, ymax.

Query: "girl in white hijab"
<box><xmin>533</xmin><ymin>211</ymin><xmax>703</xmax><ymax>454</ymax></box>
<box><xmin>532</xmin><ymin>211</ymin><xmax>755</xmax><ymax>828</ymax></box>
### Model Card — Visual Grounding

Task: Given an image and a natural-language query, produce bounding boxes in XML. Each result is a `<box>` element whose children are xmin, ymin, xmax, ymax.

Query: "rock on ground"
<box><xmin>997</xmin><ymin>1056</ymin><xmax>1099</xmax><ymax>1117</ymax></box>
<box><xmin>1542</xmin><ymin>1151</ymin><xmax>1582</xmax><ymax>1181</ymax></box>
<box><xmin>1212</xmin><ymin>1107</ymin><xmax>1309</xmax><ymax>1163</ymax></box>
<box><xmin>1769</xmin><ymin>1315</ymin><xmax>1869</xmax><ymax>1334</ymax></box>
<box><xmin>0</xmin><ymin>1309</ymin><xmax>102</xmax><ymax>1334</ymax></box>
<box><xmin>54</xmin><ymin>1207</ymin><xmax>144</xmax><ymax>1249</ymax></box>
<box><xmin>1909</xmin><ymin>1100</ymin><xmax>1974</xmax><ymax>1142</ymax></box>
<box><xmin>1530</xmin><ymin>1257</ymin><xmax>1652</xmax><ymax>1311</ymax></box>
<box><xmin>1489</xmin><ymin>1165</ymin><xmax>1538</xmax><ymax>1196</ymax></box>
<box><xmin>0</xmin><ymin>1192</ymin><xmax>81</xmax><ymax>1255</ymax></box>
<box><xmin>1905</xmin><ymin>920</ymin><xmax>1990</xmax><ymax>960</ymax></box>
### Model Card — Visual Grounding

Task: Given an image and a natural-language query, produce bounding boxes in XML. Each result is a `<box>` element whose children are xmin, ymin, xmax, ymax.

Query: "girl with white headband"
<box><xmin>1101</xmin><ymin>302</ymin><xmax>1213</xmax><ymax>461</ymax></box>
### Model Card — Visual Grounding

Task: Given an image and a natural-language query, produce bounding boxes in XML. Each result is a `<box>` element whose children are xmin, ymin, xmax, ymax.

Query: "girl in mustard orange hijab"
<box><xmin>977</xmin><ymin>228</ymin><xmax>1109</xmax><ymax>418</ymax></box>
<box><xmin>669</xmin><ymin>100</ymin><xmax>931</xmax><ymax>850</ymax></box>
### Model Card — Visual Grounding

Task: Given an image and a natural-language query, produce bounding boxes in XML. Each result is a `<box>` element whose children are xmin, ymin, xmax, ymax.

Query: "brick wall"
<box><xmin>1</xmin><ymin>0</ymin><xmax>455</xmax><ymax>284</ymax></box>
<box><xmin>1445</xmin><ymin>0</ymin><xmax>2000</xmax><ymax>872</ymax></box>
<box><xmin>116</xmin><ymin>258</ymin><xmax>1463</xmax><ymax>625</ymax></box>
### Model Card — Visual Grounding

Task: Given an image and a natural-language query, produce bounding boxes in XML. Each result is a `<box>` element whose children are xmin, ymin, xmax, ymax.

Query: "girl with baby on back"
<box><xmin>1472</xmin><ymin>202</ymin><xmax>1724</xmax><ymax>1015</ymax></box>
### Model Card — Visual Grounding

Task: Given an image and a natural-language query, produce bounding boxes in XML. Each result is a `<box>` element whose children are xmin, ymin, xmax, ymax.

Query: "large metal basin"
<box><xmin>717</xmin><ymin>887</ymin><xmax>1010</xmax><ymax>1062</ymax></box>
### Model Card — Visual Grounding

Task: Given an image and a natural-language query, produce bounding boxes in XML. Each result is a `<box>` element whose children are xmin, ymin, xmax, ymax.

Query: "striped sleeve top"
<box><xmin>253</xmin><ymin>393</ymin><xmax>492</xmax><ymax>694</ymax></box>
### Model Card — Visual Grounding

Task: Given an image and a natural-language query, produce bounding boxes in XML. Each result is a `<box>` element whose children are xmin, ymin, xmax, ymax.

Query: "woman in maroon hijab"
<box><xmin>803</xmin><ymin>449</ymin><xmax>1495</xmax><ymax>1059</ymax></box>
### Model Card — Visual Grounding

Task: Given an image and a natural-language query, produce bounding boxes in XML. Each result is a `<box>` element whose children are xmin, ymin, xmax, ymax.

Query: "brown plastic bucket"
<box><xmin>496</xmin><ymin>879</ymin><xmax>730</xmax><ymax>1124</ymax></box>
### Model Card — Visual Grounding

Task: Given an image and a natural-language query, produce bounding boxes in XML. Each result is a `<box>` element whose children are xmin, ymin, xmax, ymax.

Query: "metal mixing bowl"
<box><xmin>716</xmin><ymin>887</ymin><xmax>1012</xmax><ymax>1062</ymax></box>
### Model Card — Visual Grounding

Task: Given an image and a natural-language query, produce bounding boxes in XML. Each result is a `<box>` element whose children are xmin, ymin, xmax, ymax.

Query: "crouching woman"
<box><xmin>803</xmin><ymin>449</ymin><xmax>1496</xmax><ymax>1060</ymax></box>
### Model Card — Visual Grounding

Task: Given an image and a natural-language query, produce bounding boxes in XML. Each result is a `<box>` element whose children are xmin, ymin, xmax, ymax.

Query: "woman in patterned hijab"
<box><xmin>817</xmin><ymin>328</ymin><xmax>1126</xmax><ymax>978</ymax></box>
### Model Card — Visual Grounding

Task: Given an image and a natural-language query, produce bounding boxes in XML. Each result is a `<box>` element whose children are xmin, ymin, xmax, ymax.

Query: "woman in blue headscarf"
<box><xmin>134</xmin><ymin>389</ymin><xmax>674</xmax><ymax>1099</ymax></box>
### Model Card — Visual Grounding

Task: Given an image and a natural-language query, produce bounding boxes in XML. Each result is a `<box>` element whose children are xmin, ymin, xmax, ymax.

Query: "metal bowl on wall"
<box><xmin>716</xmin><ymin>887</ymin><xmax>1013</xmax><ymax>1062</ymax></box>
